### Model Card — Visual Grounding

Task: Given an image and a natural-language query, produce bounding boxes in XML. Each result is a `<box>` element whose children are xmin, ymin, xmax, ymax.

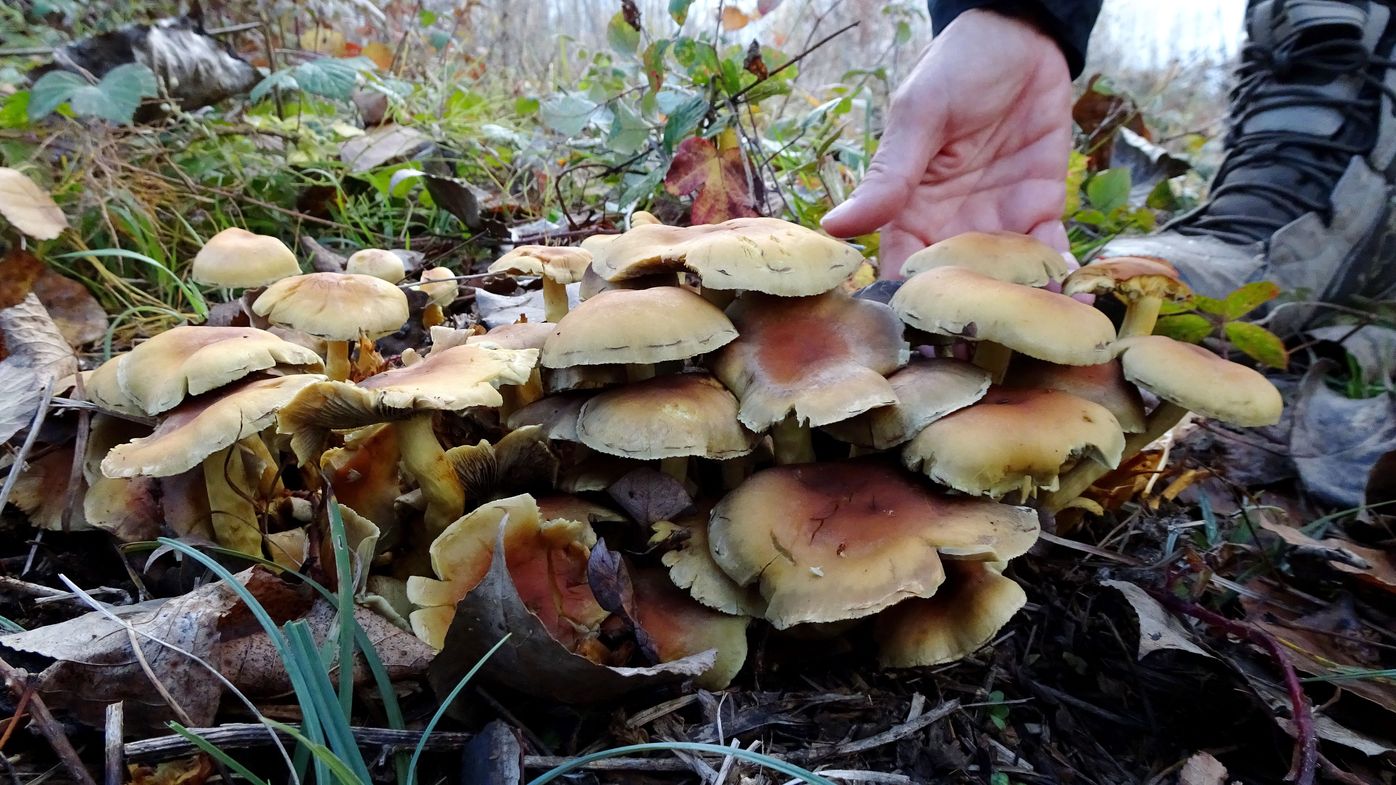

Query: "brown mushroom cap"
<box><xmin>823</xmin><ymin>358</ymin><xmax>991</xmax><ymax>449</ymax></box>
<box><xmin>323</xmin><ymin>423</ymin><xmax>402</xmax><ymax>529</ymax></box>
<box><xmin>630</xmin><ymin>567</ymin><xmax>750</xmax><ymax>690</ymax></box>
<box><xmin>709</xmin><ymin>291</ymin><xmax>908</xmax><ymax>430</ymax></box>
<box><xmin>891</xmin><ymin>266</ymin><xmax>1117</xmax><ymax>365</ymax></box>
<box><xmin>1062</xmin><ymin>256</ymin><xmax>1190</xmax><ymax>302</ymax></box>
<box><xmin>653</xmin><ymin>512</ymin><xmax>767</xmax><ymax>617</ymax></box>
<box><xmin>1005</xmin><ymin>357</ymin><xmax>1147</xmax><ymax>433</ymax></box>
<box><xmin>346</xmin><ymin>249</ymin><xmax>407</xmax><ymax>283</ymax></box>
<box><xmin>541</xmin><ymin>287</ymin><xmax>736</xmax><ymax>368</ymax></box>
<box><xmin>86</xmin><ymin>326</ymin><xmax>325</xmax><ymax>417</ymax></box>
<box><xmin>1114</xmin><ymin>335</ymin><xmax>1283</xmax><ymax>426</ymax></box>
<box><xmin>708</xmin><ymin>462</ymin><xmax>1040</xmax><ymax>628</ymax></box>
<box><xmin>591</xmin><ymin>217</ymin><xmax>864</xmax><ymax>296</ymax></box>
<box><xmin>902</xmin><ymin>231</ymin><xmax>1069</xmax><ymax>286</ymax></box>
<box><xmin>875</xmin><ymin>561</ymin><xmax>1027</xmax><ymax>668</ymax></box>
<box><xmin>253</xmin><ymin>272</ymin><xmax>410</xmax><ymax>341</ymax></box>
<box><xmin>192</xmin><ymin>228</ymin><xmax>300</xmax><ymax>288</ymax></box>
<box><xmin>576</xmin><ymin>373</ymin><xmax>757</xmax><ymax>460</ymax></box>
<box><xmin>102</xmin><ymin>374</ymin><xmax>322</xmax><ymax>478</ymax></box>
<box><xmin>488</xmin><ymin>246</ymin><xmax>593</xmax><ymax>285</ymax></box>
<box><xmin>902</xmin><ymin>386</ymin><xmax>1125</xmax><ymax>498</ymax></box>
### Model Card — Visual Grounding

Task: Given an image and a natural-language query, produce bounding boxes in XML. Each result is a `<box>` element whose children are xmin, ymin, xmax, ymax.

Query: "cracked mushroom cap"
<box><xmin>708</xmin><ymin>462</ymin><xmax>1040</xmax><ymax>628</ymax></box>
<box><xmin>823</xmin><ymin>358</ymin><xmax>991</xmax><ymax>449</ymax></box>
<box><xmin>1114</xmin><ymin>335</ymin><xmax>1283</xmax><ymax>426</ymax></box>
<box><xmin>102</xmin><ymin>374</ymin><xmax>322</xmax><ymax>478</ymax></box>
<box><xmin>902</xmin><ymin>387</ymin><xmax>1125</xmax><ymax>498</ymax></box>
<box><xmin>891</xmin><ymin>266</ymin><xmax>1117</xmax><ymax>365</ymax></box>
<box><xmin>709</xmin><ymin>291</ymin><xmax>908</xmax><ymax>430</ymax></box>
<box><xmin>417</xmin><ymin>267</ymin><xmax>459</xmax><ymax>308</ymax></box>
<box><xmin>1005</xmin><ymin>358</ymin><xmax>1147</xmax><ymax>433</ymax></box>
<box><xmin>1062</xmin><ymin>256</ymin><xmax>1190</xmax><ymax>302</ymax></box>
<box><xmin>591</xmin><ymin>217</ymin><xmax>864</xmax><ymax>296</ymax></box>
<box><xmin>253</xmin><ymin>272</ymin><xmax>410</xmax><ymax>341</ymax></box>
<box><xmin>631</xmin><ymin>567</ymin><xmax>750</xmax><ymax>690</ymax></box>
<box><xmin>652</xmin><ymin>512</ymin><xmax>767</xmax><ymax>617</ymax></box>
<box><xmin>86</xmin><ymin>326</ymin><xmax>325</xmax><ymax>417</ymax></box>
<box><xmin>277</xmin><ymin>344</ymin><xmax>537</xmax><ymax>461</ymax></box>
<box><xmin>875</xmin><ymin>561</ymin><xmax>1027</xmax><ymax>668</ymax></box>
<box><xmin>541</xmin><ymin>287</ymin><xmax>736</xmax><ymax>368</ymax></box>
<box><xmin>902</xmin><ymin>231</ymin><xmax>1069</xmax><ymax>286</ymax></box>
<box><xmin>488</xmin><ymin>246</ymin><xmax>593</xmax><ymax>285</ymax></box>
<box><xmin>346</xmin><ymin>249</ymin><xmax>406</xmax><ymax>283</ymax></box>
<box><xmin>406</xmin><ymin>493</ymin><xmax>604</xmax><ymax>651</ymax></box>
<box><xmin>576</xmin><ymin>373</ymin><xmax>757</xmax><ymax>460</ymax></box>
<box><xmin>191</xmin><ymin>228</ymin><xmax>300</xmax><ymax>288</ymax></box>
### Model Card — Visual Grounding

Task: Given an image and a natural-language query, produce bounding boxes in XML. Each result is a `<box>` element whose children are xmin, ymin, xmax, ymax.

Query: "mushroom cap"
<box><xmin>630</xmin><ymin>210</ymin><xmax>662</xmax><ymax>226</ymax></box>
<box><xmin>465</xmin><ymin>321</ymin><xmax>553</xmax><ymax>352</ymax></box>
<box><xmin>253</xmin><ymin>272</ymin><xmax>410</xmax><ymax>341</ymax></box>
<box><xmin>1115</xmin><ymin>335</ymin><xmax>1283</xmax><ymax>426</ymax></box>
<box><xmin>875</xmin><ymin>561</ymin><xmax>1027</xmax><ymax>668</ymax></box>
<box><xmin>1005</xmin><ymin>357</ymin><xmax>1147</xmax><ymax>433</ymax></box>
<box><xmin>823</xmin><ymin>358</ymin><xmax>990</xmax><ymax>449</ymax></box>
<box><xmin>488</xmin><ymin>246</ymin><xmax>593</xmax><ymax>285</ymax></box>
<box><xmin>541</xmin><ymin>287</ymin><xmax>736</xmax><ymax>368</ymax></box>
<box><xmin>631</xmin><ymin>567</ymin><xmax>750</xmax><ymax>690</ymax></box>
<box><xmin>191</xmin><ymin>228</ymin><xmax>300</xmax><ymax>288</ymax></box>
<box><xmin>578</xmin><ymin>266</ymin><xmax>676</xmax><ymax>301</ymax></box>
<box><xmin>654</xmin><ymin>512</ymin><xmax>767</xmax><ymax>617</ymax></box>
<box><xmin>345</xmin><ymin>249</ymin><xmax>406</xmax><ymax>283</ymax></box>
<box><xmin>507</xmin><ymin>393</ymin><xmax>587</xmax><ymax>442</ymax></box>
<box><xmin>708</xmin><ymin>462</ymin><xmax>1040</xmax><ymax>628</ymax></box>
<box><xmin>536</xmin><ymin>494</ymin><xmax>625</xmax><ymax>525</ymax></box>
<box><xmin>406</xmin><ymin>494</ymin><xmax>604</xmax><ymax>651</ymax></box>
<box><xmin>322</xmin><ymin>423</ymin><xmax>402</xmax><ymax>530</ymax></box>
<box><xmin>709</xmin><ymin>291</ymin><xmax>909</xmax><ymax>430</ymax></box>
<box><xmin>891</xmin><ymin>266</ymin><xmax>1117</xmax><ymax>365</ymax></box>
<box><xmin>1062</xmin><ymin>256</ymin><xmax>1190</xmax><ymax>302</ymax></box>
<box><xmin>277</xmin><ymin>344</ymin><xmax>537</xmax><ymax>461</ymax></box>
<box><xmin>591</xmin><ymin>217</ymin><xmax>864</xmax><ymax>296</ymax></box>
<box><xmin>543</xmin><ymin>364</ymin><xmax>626</xmax><ymax>394</ymax></box>
<box><xmin>902</xmin><ymin>231</ymin><xmax>1069</xmax><ymax>286</ymax></box>
<box><xmin>102</xmin><ymin>374</ymin><xmax>322</xmax><ymax>478</ymax></box>
<box><xmin>902</xmin><ymin>386</ymin><xmax>1126</xmax><ymax>498</ymax></box>
<box><xmin>417</xmin><ymin>267</ymin><xmax>459</xmax><ymax>307</ymax></box>
<box><xmin>576</xmin><ymin>373</ymin><xmax>757</xmax><ymax>460</ymax></box>
<box><xmin>86</xmin><ymin>325</ymin><xmax>325</xmax><ymax>417</ymax></box>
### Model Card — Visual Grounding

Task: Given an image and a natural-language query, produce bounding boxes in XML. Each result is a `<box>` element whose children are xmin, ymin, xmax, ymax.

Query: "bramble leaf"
<box><xmin>1225</xmin><ymin>321</ymin><xmax>1288</xmax><ymax>369</ymax></box>
<box><xmin>1154</xmin><ymin>314</ymin><xmax>1213</xmax><ymax>344</ymax></box>
<box><xmin>1220</xmin><ymin>280</ymin><xmax>1280</xmax><ymax>319</ymax></box>
<box><xmin>664</xmin><ymin>133</ymin><xmax>758</xmax><ymax>224</ymax></box>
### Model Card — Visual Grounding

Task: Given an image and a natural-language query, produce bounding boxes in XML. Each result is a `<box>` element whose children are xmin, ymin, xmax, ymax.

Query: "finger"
<box><xmin>877</xmin><ymin>226</ymin><xmax>925</xmax><ymax>279</ymax></box>
<box><xmin>1027</xmin><ymin>218</ymin><xmax>1069</xmax><ymax>253</ymax></box>
<box><xmin>821</xmin><ymin>97</ymin><xmax>945</xmax><ymax>238</ymax></box>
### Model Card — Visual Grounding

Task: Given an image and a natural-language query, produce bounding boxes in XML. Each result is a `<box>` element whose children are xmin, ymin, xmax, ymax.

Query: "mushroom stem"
<box><xmin>422</xmin><ymin>303</ymin><xmax>446</xmax><ymax>329</ymax></box>
<box><xmin>202</xmin><ymin>445</ymin><xmax>264</xmax><ymax>557</ymax></box>
<box><xmin>626</xmin><ymin>364</ymin><xmax>656</xmax><ymax>383</ymax></box>
<box><xmin>541</xmin><ymin>278</ymin><xmax>570</xmax><ymax>323</ymax></box>
<box><xmin>772</xmin><ymin>416</ymin><xmax>815</xmax><ymax>465</ymax></box>
<box><xmin>1118</xmin><ymin>296</ymin><xmax>1163</xmax><ymax>338</ymax></box>
<box><xmin>1041</xmin><ymin>401</ymin><xmax>1189</xmax><ymax>513</ymax></box>
<box><xmin>720</xmin><ymin>456</ymin><xmax>750</xmax><ymax>490</ymax></box>
<box><xmin>660</xmin><ymin>456</ymin><xmax>689</xmax><ymax>483</ymax></box>
<box><xmin>326</xmin><ymin>341</ymin><xmax>351</xmax><ymax>382</ymax></box>
<box><xmin>395</xmin><ymin>414</ymin><xmax>465</xmax><ymax>534</ymax></box>
<box><xmin>971</xmin><ymin>342</ymin><xmax>1013</xmax><ymax>384</ymax></box>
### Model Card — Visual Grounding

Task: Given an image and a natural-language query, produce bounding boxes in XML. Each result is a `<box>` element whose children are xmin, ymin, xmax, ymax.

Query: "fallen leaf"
<box><xmin>9</xmin><ymin>446</ymin><xmax>92</xmax><ymax>531</ymax></box>
<box><xmin>664</xmin><ymin>134</ymin><xmax>759</xmax><ymax>224</ymax></box>
<box><xmin>0</xmin><ymin>167</ymin><xmax>68</xmax><ymax>240</ymax></box>
<box><xmin>0</xmin><ymin>246</ymin><xmax>44</xmax><ymax>309</ymax></box>
<box><xmin>30</xmin><ymin>268</ymin><xmax>107</xmax><ymax>347</ymax></box>
<box><xmin>461</xmin><ymin>721</ymin><xmax>523</xmax><ymax>785</ymax></box>
<box><xmin>1102</xmin><ymin>580</ymin><xmax>1214</xmax><ymax>660</ymax></box>
<box><xmin>607</xmin><ymin>467</ymin><xmax>693</xmax><ymax>525</ymax></box>
<box><xmin>0</xmin><ymin>294</ymin><xmax>78</xmax><ymax>444</ymax></box>
<box><xmin>721</xmin><ymin>6</ymin><xmax>752</xmax><ymax>30</ymax></box>
<box><xmin>361</xmin><ymin>41</ymin><xmax>394</xmax><ymax>71</ymax></box>
<box><xmin>1177</xmin><ymin>751</ymin><xmax>1227</xmax><ymax>785</ymax></box>
<box><xmin>1289</xmin><ymin>362</ymin><xmax>1396</xmax><ymax>508</ymax></box>
<box><xmin>339</xmin><ymin>125</ymin><xmax>432</xmax><ymax>172</ymax></box>
<box><xmin>128</xmin><ymin>755</ymin><xmax>214</xmax><ymax>785</ymax></box>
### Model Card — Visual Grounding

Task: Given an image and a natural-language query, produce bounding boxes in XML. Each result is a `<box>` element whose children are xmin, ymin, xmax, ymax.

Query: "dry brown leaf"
<box><xmin>0</xmin><ymin>246</ymin><xmax>44</xmax><ymax>309</ymax></box>
<box><xmin>0</xmin><ymin>167</ymin><xmax>68</xmax><ymax>240</ymax></box>
<box><xmin>1103</xmin><ymin>580</ymin><xmax>1214</xmax><ymax>660</ymax></box>
<box><xmin>31</xmin><ymin>268</ymin><xmax>107</xmax><ymax>347</ymax></box>
<box><xmin>128</xmin><ymin>755</ymin><xmax>214</xmax><ymax>785</ymax></box>
<box><xmin>0</xmin><ymin>294</ymin><xmax>78</xmax><ymax>444</ymax></box>
<box><xmin>9</xmin><ymin>446</ymin><xmax>92</xmax><ymax>531</ymax></box>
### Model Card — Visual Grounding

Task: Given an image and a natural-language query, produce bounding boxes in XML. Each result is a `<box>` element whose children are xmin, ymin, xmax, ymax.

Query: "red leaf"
<box><xmin>664</xmin><ymin>135</ymin><xmax>759</xmax><ymax>224</ymax></box>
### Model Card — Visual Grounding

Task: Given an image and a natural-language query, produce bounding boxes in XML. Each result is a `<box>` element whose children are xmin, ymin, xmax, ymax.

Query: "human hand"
<box><xmin>821</xmin><ymin>9</ymin><xmax>1074</xmax><ymax>278</ymax></box>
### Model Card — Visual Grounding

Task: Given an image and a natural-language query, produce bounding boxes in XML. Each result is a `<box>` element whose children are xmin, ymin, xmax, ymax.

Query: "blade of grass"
<box><xmin>169</xmin><ymin>723</ymin><xmax>275</xmax><ymax>785</ymax></box>
<box><xmin>54</xmin><ymin>249</ymin><xmax>208</xmax><ymax>318</ymax></box>
<box><xmin>526</xmin><ymin>743</ymin><xmax>837</xmax><ymax>785</ymax></box>
<box><xmin>285</xmin><ymin>621</ymin><xmax>374</xmax><ymax>785</ymax></box>
<box><xmin>405</xmin><ymin>634</ymin><xmax>511</xmax><ymax>785</ymax></box>
<box><xmin>267</xmin><ymin>720</ymin><xmax>371</xmax><ymax>785</ymax></box>
<box><xmin>325</xmin><ymin>502</ymin><xmax>356</xmax><ymax>721</ymax></box>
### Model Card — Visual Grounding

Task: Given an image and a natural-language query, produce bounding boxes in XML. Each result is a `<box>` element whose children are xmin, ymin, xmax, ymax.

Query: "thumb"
<box><xmin>821</xmin><ymin>100</ymin><xmax>944</xmax><ymax>238</ymax></box>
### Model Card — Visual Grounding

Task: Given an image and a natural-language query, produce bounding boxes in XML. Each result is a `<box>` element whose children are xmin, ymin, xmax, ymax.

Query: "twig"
<box><xmin>62</xmin><ymin>373</ymin><xmax>91</xmax><ymax>535</ymax></box>
<box><xmin>729</xmin><ymin>22</ymin><xmax>860</xmax><ymax>104</ymax></box>
<box><xmin>1148</xmin><ymin>588</ymin><xmax>1316</xmax><ymax>785</ymax></box>
<box><xmin>104</xmin><ymin>703</ymin><xmax>123</xmax><ymax>785</ymax></box>
<box><xmin>0</xmin><ymin>655</ymin><xmax>98</xmax><ymax>785</ymax></box>
<box><xmin>125</xmin><ymin>724</ymin><xmax>473</xmax><ymax>762</ymax></box>
<box><xmin>0</xmin><ymin>380</ymin><xmax>55</xmax><ymax>518</ymax></box>
<box><xmin>789</xmin><ymin>699</ymin><xmax>959</xmax><ymax>762</ymax></box>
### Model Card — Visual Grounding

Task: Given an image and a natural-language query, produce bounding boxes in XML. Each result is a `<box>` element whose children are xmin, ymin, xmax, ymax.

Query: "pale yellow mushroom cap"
<box><xmin>346</xmin><ymin>249</ymin><xmax>406</xmax><ymax>283</ymax></box>
<box><xmin>541</xmin><ymin>287</ymin><xmax>736</xmax><ymax>368</ymax></box>
<box><xmin>1062</xmin><ymin>256</ymin><xmax>1190</xmax><ymax>302</ymax></box>
<box><xmin>488</xmin><ymin>246</ymin><xmax>593</xmax><ymax>285</ymax></box>
<box><xmin>253</xmin><ymin>272</ymin><xmax>409</xmax><ymax>341</ymax></box>
<box><xmin>876</xmin><ymin>561</ymin><xmax>1028</xmax><ymax>668</ymax></box>
<box><xmin>575</xmin><ymin>372</ymin><xmax>757</xmax><ymax>460</ymax></box>
<box><xmin>902</xmin><ymin>231</ymin><xmax>1069</xmax><ymax>286</ymax></box>
<box><xmin>1114</xmin><ymin>335</ymin><xmax>1283</xmax><ymax>426</ymax></box>
<box><xmin>192</xmin><ymin>227</ymin><xmax>299</xmax><ymax>288</ymax></box>
<box><xmin>417</xmin><ymin>267</ymin><xmax>459</xmax><ymax>307</ymax></box>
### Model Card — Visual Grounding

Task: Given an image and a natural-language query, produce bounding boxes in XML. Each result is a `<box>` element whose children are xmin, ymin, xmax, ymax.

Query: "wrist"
<box><xmin>937</xmin><ymin>4</ymin><xmax>1079</xmax><ymax>77</ymax></box>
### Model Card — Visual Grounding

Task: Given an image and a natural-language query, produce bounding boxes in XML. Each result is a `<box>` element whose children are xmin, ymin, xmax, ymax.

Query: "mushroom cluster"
<box><xmin>56</xmin><ymin>221</ymin><xmax>1283</xmax><ymax>695</ymax></box>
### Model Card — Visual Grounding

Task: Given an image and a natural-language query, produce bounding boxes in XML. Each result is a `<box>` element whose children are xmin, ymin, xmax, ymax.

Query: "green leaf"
<box><xmin>1225</xmin><ymin>321</ymin><xmax>1289</xmax><ymax>369</ymax></box>
<box><xmin>607</xmin><ymin>11</ymin><xmax>641</xmax><ymax>57</ymax></box>
<box><xmin>1145</xmin><ymin>179</ymin><xmax>1178</xmax><ymax>210</ymax></box>
<box><xmin>249</xmin><ymin>70</ymin><xmax>299</xmax><ymax>103</ymax></box>
<box><xmin>1154</xmin><ymin>314</ymin><xmax>1213</xmax><ymax>344</ymax></box>
<box><xmin>1086</xmin><ymin>168</ymin><xmax>1131</xmax><ymax>212</ymax></box>
<box><xmin>419</xmin><ymin>9</ymin><xmax>439</xmax><ymax>26</ymax></box>
<box><xmin>540</xmin><ymin>93</ymin><xmax>597</xmax><ymax>136</ymax></box>
<box><xmin>1220</xmin><ymin>280</ymin><xmax>1280</xmax><ymax>318</ymax></box>
<box><xmin>28</xmin><ymin>70</ymin><xmax>86</xmax><ymax>120</ymax></box>
<box><xmin>618</xmin><ymin>166</ymin><xmax>666</xmax><ymax>209</ymax></box>
<box><xmin>894</xmin><ymin>20</ymin><xmax>912</xmax><ymax>46</ymax></box>
<box><xmin>669</xmin><ymin>0</ymin><xmax>695</xmax><ymax>25</ymax></box>
<box><xmin>1063</xmin><ymin>149</ymin><xmax>1088</xmax><ymax>217</ymax></box>
<box><xmin>641</xmin><ymin>39</ymin><xmax>672</xmax><ymax>93</ymax></box>
<box><xmin>1192</xmin><ymin>294</ymin><xmax>1229</xmax><ymax>316</ymax></box>
<box><xmin>0</xmin><ymin>91</ymin><xmax>31</xmax><ymax>128</ymax></box>
<box><xmin>69</xmin><ymin>63</ymin><xmax>158</xmax><ymax>123</ymax></box>
<box><xmin>514</xmin><ymin>96</ymin><xmax>540</xmax><ymax>116</ymax></box>
<box><xmin>292</xmin><ymin>57</ymin><xmax>368</xmax><ymax>101</ymax></box>
<box><xmin>607</xmin><ymin>100</ymin><xmax>650</xmax><ymax>154</ymax></box>
<box><xmin>661</xmin><ymin>94</ymin><xmax>708</xmax><ymax>151</ymax></box>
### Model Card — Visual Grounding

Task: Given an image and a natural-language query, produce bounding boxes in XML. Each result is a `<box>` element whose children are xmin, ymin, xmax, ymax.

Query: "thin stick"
<box><xmin>104</xmin><ymin>703</ymin><xmax>123</xmax><ymax>785</ymax></box>
<box><xmin>0</xmin><ymin>380</ymin><xmax>55</xmax><ymax>517</ymax></box>
<box><xmin>0</xmin><ymin>655</ymin><xmax>98</xmax><ymax>785</ymax></box>
<box><xmin>729</xmin><ymin>22</ymin><xmax>860</xmax><ymax>103</ymax></box>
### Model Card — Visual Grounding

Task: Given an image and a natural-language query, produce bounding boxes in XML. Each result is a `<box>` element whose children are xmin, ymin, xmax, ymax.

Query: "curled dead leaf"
<box><xmin>0</xmin><ymin>167</ymin><xmax>69</xmax><ymax>240</ymax></box>
<box><xmin>0</xmin><ymin>294</ymin><xmax>78</xmax><ymax>444</ymax></box>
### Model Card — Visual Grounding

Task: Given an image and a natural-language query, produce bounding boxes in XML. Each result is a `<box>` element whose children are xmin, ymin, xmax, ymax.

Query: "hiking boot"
<box><xmin>1100</xmin><ymin>0</ymin><xmax>1396</xmax><ymax>334</ymax></box>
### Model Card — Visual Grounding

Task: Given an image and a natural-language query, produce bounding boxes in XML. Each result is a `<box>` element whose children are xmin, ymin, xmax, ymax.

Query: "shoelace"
<box><xmin>1176</xmin><ymin>33</ymin><xmax>1396</xmax><ymax>244</ymax></box>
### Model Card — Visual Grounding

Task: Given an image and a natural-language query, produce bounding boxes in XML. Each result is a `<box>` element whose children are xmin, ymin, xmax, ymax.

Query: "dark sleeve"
<box><xmin>927</xmin><ymin>0</ymin><xmax>1103</xmax><ymax>79</ymax></box>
